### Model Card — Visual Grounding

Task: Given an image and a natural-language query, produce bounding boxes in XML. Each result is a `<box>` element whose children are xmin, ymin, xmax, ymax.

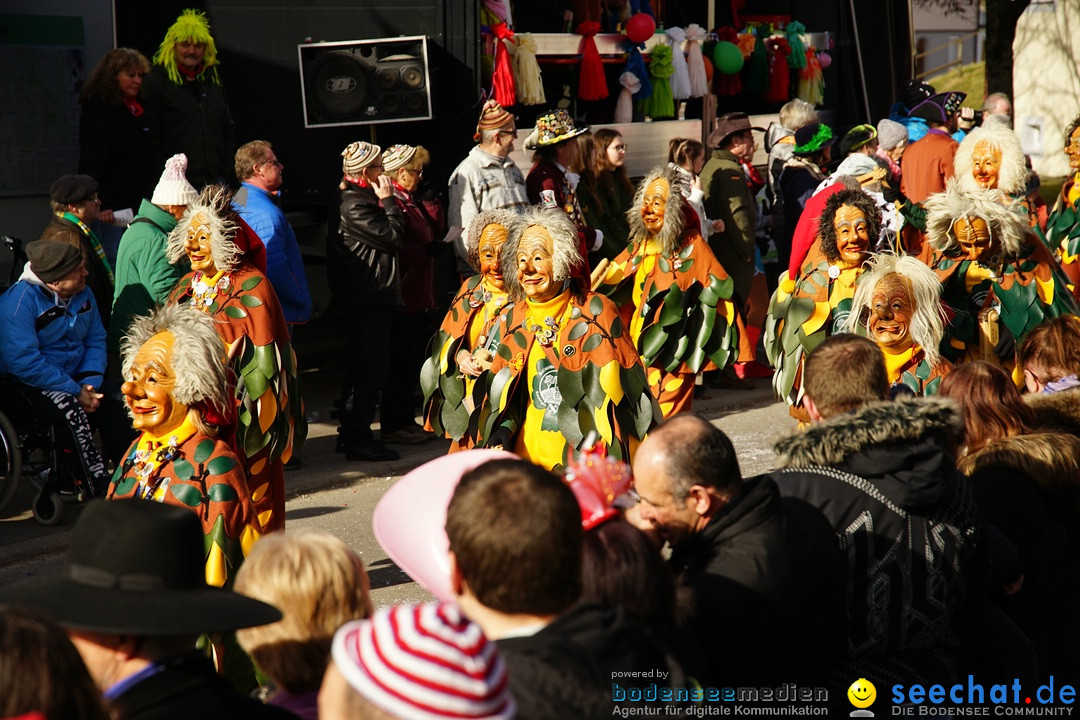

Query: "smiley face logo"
<box><xmin>847</xmin><ymin>678</ymin><xmax>876</xmax><ymax>709</ymax></box>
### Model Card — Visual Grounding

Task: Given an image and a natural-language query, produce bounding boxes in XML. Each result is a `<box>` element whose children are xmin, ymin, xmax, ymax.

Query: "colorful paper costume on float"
<box><xmin>925</xmin><ymin>182</ymin><xmax>1079</xmax><ymax>370</ymax></box>
<box><xmin>108</xmin><ymin>305</ymin><xmax>260</xmax><ymax>587</ymax></box>
<box><xmin>478</xmin><ymin>208</ymin><xmax>660</xmax><ymax>470</ymax></box>
<box><xmin>766</xmin><ymin>188</ymin><xmax>879</xmax><ymax>419</ymax></box>
<box><xmin>422</xmin><ymin>209</ymin><xmax>518</xmax><ymax>452</ymax></box>
<box><xmin>166</xmin><ymin>185</ymin><xmax>305</xmax><ymax>533</ymax></box>
<box><xmin>595</xmin><ymin>165</ymin><xmax>739</xmax><ymax>416</ymax></box>
<box><xmin>846</xmin><ymin>253</ymin><xmax>953</xmax><ymax>396</ymax></box>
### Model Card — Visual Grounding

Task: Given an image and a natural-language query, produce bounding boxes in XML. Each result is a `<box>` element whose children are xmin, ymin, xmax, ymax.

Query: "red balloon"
<box><xmin>625</xmin><ymin>13</ymin><xmax>656</xmax><ymax>45</ymax></box>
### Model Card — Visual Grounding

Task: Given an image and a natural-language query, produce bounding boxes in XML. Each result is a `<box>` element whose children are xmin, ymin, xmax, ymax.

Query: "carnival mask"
<box><xmin>971</xmin><ymin>140</ymin><xmax>1002</xmax><ymax>190</ymax></box>
<box><xmin>952</xmin><ymin>215</ymin><xmax>995</xmax><ymax>263</ymax></box>
<box><xmin>1067</xmin><ymin>126</ymin><xmax>1080</xmax><ymax>172</ymax></box>
<box><xmin>641</xmin><ymin>178</ymin><xmax>670</xmax><ymax>236</ymax></box>
<box><xmin>184</xmin><ymin>213</ymin><xmax>216</xmax><ymax>274</ymax></box>
<box><xmin>478</xmin><ymin>223</ymin><xmax>508</xmax><ymax>291</ymax></box>
<box><xmin>517</xmin><ymin>224</ymin><xmax>559</xmax><ymax>303</ymax></box>
<box><xmin>832</xmin><ymin>204</ymin><xmax>871</xmax><ymax>268</ymax></box>
<box><xmin>868</xmin><ymin>273</ymin><xmax>914</xmax><ymax>353</ymax></box>
<box><xmin>123</xmin><ymin>331</ymin><xmax>189</xmax><ymax>437</ymax></box>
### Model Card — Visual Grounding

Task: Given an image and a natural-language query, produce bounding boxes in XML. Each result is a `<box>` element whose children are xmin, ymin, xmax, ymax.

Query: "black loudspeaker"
<box><xmin>298</xmin><ymin>36</ymin><xmax>433</xmax><ymax>128</ymax></box>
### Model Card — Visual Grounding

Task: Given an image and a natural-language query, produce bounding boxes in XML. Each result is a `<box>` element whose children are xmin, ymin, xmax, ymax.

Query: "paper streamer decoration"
<box><xmin>765</xmin><ymin>36</ymin><xmax>791</xmax><ymax>104</ymax></box>
<box><xmin>513</xmin><ymin>33</ymin><xmax>546</xmax><ymax>105</ymax></box>
<box><xmin>614</xmin><ymin>70</ymin><xmax>641</xmax><ymax>123</ymax></box>
<box><xmin>665</xmin><ymin>26</ymin><xmax>691</xmax><ymax>100</ymax></box>
<box><xmin>624</xmin><ymin>42</ymin><xmax>653</xmax><ymax>100</ymax></box>
<box><xmin>786</xmin><ymin>20</ymin><xmax>808</xmax><ymax>70</ymax></box>
<box><xmin>798</xmin><ymin>46</ymin><xmax>824</xmax><ymax>104</ymax></box>
<box><xmin>641</xmin><ymin>42</ymin><xmax>674</xmax><ymax>118</ymax></box>
<box><xmin>577</xmin><ymin>21</ymin><xmax>608</xmax><ymax>100</ymax></box>
<box><xmin>685</xmin><ymin>24</ymin><xmax>709</xmax><ymax>97</ymax></box>
<box><xmin>490</xmin><ymin>22</ymin><xmax>516</xmax><ymax>107</ymax></box>
<box><xmin>745</xmin><ymin>29</ymin><xmax>768</xmax><ymax>97</ymax></box>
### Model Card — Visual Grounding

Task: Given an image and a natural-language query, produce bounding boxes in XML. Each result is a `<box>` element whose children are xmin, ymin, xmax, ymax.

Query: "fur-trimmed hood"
<box><xmin>774</xmin><ymin>397</ymin><xmax>963</xmax><ymax>513</ymax></box>
<box><xmin>1025</xmin><ymin>386</ymin><xmax>1080</xmax><ymax>437</ymax></box>
<box><xmin>959</xmin><ymin>431</ymin><xmax>1080</xmax><ymax>516</ymax></box>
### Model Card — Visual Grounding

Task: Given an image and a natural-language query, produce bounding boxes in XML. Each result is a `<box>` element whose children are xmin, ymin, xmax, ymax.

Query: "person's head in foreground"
<box><xmin>319</xmin><ymin>602</ymin><xmax>515</xmax><ymax>720</ymax></box>
<box><xmin>802</xmin><ymin>333</ymin><xmax>890</xmax><ymax>421</ymax></box>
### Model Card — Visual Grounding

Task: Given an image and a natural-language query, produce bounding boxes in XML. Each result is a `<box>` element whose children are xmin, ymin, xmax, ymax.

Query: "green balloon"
<box><xmin>713</xmin><ymin>41</ymin><xmax>744</xmax><ymax>75</ymax></box>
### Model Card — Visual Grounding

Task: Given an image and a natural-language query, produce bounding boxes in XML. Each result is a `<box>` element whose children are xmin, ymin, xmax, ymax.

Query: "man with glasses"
<box><xmin>447</xmin><ymin>100</ymin><xmax>529</xmax><ymax>276</ymax></box>
<box><xmin>233</xmin><ymin>140</ymin><xmax>312</xmax><ymax>332</ymax></box>
<box><xmin>38</xmin><ymin>173</ymin><xmax>114</xmax><ymax>327</ymax></box>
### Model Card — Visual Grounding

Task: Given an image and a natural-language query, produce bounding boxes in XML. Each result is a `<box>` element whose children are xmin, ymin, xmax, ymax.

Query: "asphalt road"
<box><xmin>0</xmin><ymin>362</ymin><xmax>796</xmax><ymax>607</ymax></box>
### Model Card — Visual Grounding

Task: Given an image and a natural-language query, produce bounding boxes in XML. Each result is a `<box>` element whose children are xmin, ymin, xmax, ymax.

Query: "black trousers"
<box><xmin>338</xmin><ymin>307</ymin><xmax>395</xmax><ymax>445</ymax></box>
<box><xmin>381</xmin><ymin>310</ymin><xmax>432</xmax><ymax>434</ymax></box>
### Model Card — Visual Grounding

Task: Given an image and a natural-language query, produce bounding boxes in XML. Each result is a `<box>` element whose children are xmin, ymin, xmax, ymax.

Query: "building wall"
<box><xmin>1014</xmin><ymin>0</ymin><xmax>1080</xmax><ymax>178</ymax></box>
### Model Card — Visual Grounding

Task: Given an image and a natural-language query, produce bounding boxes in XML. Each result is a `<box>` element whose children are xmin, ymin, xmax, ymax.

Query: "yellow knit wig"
<box><xmin>153</xmin><ymin>9</ymin><xmax>222</xmax><ymax>86</ymax></box>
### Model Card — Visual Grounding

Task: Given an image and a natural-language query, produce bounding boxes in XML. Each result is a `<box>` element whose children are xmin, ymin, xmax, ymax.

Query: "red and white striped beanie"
<box><xmin>331</xmin><ymin>602</ymin><xmax>516</xmax><ymax>720</ymax></box>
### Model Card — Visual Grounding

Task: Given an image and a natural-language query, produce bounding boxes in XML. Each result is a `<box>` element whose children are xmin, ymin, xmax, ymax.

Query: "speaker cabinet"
<box><xmin>298</xmin><ymin>36</ymin><xmax>433</xmax><ymax>128</ymax></box>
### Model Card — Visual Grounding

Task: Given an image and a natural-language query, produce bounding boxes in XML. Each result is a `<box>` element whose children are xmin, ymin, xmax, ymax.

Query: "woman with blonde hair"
<box><xmin>235</xmin><ymin>529</ymin><xmax>373</xmax><ymax>719</ymax></box>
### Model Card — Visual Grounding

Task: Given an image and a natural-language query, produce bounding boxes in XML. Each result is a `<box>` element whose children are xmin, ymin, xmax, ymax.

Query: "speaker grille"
<box><xmin>310</xmin><ymin>51</ymin><xmax>370</xmax><ymax>118</ymax></box>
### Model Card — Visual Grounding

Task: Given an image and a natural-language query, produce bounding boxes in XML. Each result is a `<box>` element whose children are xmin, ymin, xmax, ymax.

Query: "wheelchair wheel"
<box><xmin>0</xmin><ymin>409</ymin><xmax>22</xmax><ymax>515</ymax></box>
<box><xmin>32</xmin><ymin>489</ymin><xmax>63</xmax><ymax>526</ymax></box>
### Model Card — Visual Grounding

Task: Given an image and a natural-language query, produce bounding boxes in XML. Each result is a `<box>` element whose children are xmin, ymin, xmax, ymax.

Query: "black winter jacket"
<box><xmin>668</xmin><ymin>474</ymin><xmax>843</xmax><ymax>688</ymax></box>
<box><xmin>326</xmin><ymin>182</ymin><xmax>405</xmax><ymax>308</ymax></box>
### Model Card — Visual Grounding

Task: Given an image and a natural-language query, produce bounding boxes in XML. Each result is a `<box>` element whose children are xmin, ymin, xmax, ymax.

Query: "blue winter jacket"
<box><xmin>233</xmin><ymin>182</ymin><xmax>312</xmax><ymax>324</ymax></box>
<box><xmin>0</xmin><ymin>269</ymin><xmax>106</xmax><ymax>396</ymax></box>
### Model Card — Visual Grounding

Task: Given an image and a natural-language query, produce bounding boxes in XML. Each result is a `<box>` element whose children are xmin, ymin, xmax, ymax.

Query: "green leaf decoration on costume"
<box><xmin>194</xmin><ymin>439</ymin><xmax>214</xmax><ymax>464</ymax></box>
<box><xmin>112</xmin><ymin>474</ymin><xmax>137</xmax><ymax>496</ymax></box>
<box><xmin>679</xmin><ymin>258</ymin><xmax>694</xmax><ymax>273</ymax></box>
<box><xmin>208</xmin><ymin>301</ymin><xmax>220</xmax><ymax>313</ymax></box>
<box><xmin>206</xmin><ymin>456</ymin><xmax>236</xmax><ymax>475</ymax></box>
<box><xmin>567</xmin><ymin>321</ymin><xmax>588</xmax><ymax>341</ymax></box>
<box><xmin>240</xmin><ymin>294</ymin><xmax>263</xmax><ymax>308</ymax></box>
<box><xmin>173</xmin><ymin>459</ymin><xmax>195</xmax><ymax>481</ymax></box>
<box><xmin>679</xmin><ymin>244</ymin><xmax>694</xmax><ymax>260</ymax></box>
<box><xmin>496</xmin><ymin>342</ymin><xmax>513</xmax><ymax>360</ymax></box>
<box><xmin>589</xmin><ymin>295</ymin><xmax>604</xmax><ymax>317</ymax></box>
<box><xmin>513</xmin><ymin>330</ymin><xmax>528</xmax><ymax>348</ymax></box>
<box><xmin>658</xmin><ymin>256</ymin><xmax>671</xmax><ymax>274</ymax></box>
<box><xmin>169</xmin><ymin>483</ymin><xmax>203</xmax><ymax>508</ymax></box>
<box><xmin>207</xmin><ymin>483</ymin><xmax>238</xmax><ymax>502</ymax></box>
<box><xmin>571</xmin><ymin>306</ymin><xmax>582</xmax><ymax>319</ymax></box>
<box><xmin>240</xmin><ymin>276</ymin><xmax>263</xmax><ymax>291</ymax></box>
<box><xmin>609</xmin><ymin>314</ymin><xmax>622</xmax><ymax>338</ymax></box>
<box><xmin>225</xmin><ymin>305</ymin><xmax>248</xmax><ymax>319</ymax></box>
<box><xmin>582</xmin><ymin>334</ymin><xmax>603</xmax><ymax>352</ymax></box>
<box><xmin>915</xmin><ymin>359</ymin><xmax>931</xmax><ymax>381</ymax></box>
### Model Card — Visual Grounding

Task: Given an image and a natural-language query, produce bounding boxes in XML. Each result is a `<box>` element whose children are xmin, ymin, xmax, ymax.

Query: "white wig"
<box><xmin>627</xmin><ymin>165</ymin><xmax>689</xmax><ymax>256</ymax></box>
<box><xmin>925</xmin><ymin>180</ymin><xmax>1033</xmax><ymax>259</ymax></box>
<box><xmin>846</xmin><ymin>253</ymin><xmax>946</xmax><ymax>366</ymax></box>
<box><xmin>121</xmin><ymin>304</ymin><xmax>231</xmax><ymax>430</ymax></box>
<box><xmin>954</xmin><ymin>125</ymin><xmax>1028</xmax><ymax>196</ymax></box>
<box><xmin>165</xmin><ymin>184</ymin><xmax>242</xmax><ymax>272</ymax></box>
<box><xmin>500</xmin><ymin>207</ymin><xmax>582</xmax><ymax>301</ymax></box>
<box><xmin>464</xmin><ymin>208</ymin><xmax>522</xmax><ymax>273</ymax></box>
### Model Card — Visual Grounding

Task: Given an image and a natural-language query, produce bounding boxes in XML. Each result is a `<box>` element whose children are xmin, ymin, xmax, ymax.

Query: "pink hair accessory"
<box><xmin>563</xmin><ymin>437</ymin><xmax>631</xmax><ymax>530</ymax></box>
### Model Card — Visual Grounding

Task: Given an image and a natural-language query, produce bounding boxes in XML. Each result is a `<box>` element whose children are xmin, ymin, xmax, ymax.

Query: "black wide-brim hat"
<box><xmin>0</xmin><ymin>499</ymin><xmax>281</xmax><ymax>635</ymax></box>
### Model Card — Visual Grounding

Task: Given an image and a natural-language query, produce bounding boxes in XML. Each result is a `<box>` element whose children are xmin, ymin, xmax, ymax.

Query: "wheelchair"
<box><xmin>0</xmin><ymin>376</ymin><xmax>100</xmax><ymax>525</ymax></box>
<box><xmin>0</xmin><ymin>238</ymin><xmax>98</xmax><ymax>524</ymax></box>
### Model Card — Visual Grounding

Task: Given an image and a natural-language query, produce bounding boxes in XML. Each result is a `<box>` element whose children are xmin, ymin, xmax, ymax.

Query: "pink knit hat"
<box><xmin>151</xmin><ymin>154</ymin><xmax>198</xmax><ymax>206</ymax></box>
<box><xmin>331</xmin><ymin>602</ymin><xmax>515</xmax><ymax>720</ymax></box>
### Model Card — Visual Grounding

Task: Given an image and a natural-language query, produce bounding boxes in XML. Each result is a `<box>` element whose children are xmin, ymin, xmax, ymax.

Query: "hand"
<box><xmin>457</xmin><ymin>350</ymin><xmax>484</xmax><ymax>377</ymax></box>
<box><xmin>78</xmin><ymin>385</ymin><xmax>103</xmax><ymax>413</ymax></box>
<box><xmin>99</xmin><ymin>209</ymin><xmax>115</xmax><ymax>224</ymax></box>
<box><xmin>958</xmin><ymin>106</ymin><xmax>976</xmax><ymax>131</ymax></box>
<box><xmin>711</xmin><ymin>218</ymin><xmax>725</xmax><ymax>233</ymax></box>
<box><xmin>372</xmin><ymin>174</ymin><xmax>394</xmax><ymax>199</ymax></box>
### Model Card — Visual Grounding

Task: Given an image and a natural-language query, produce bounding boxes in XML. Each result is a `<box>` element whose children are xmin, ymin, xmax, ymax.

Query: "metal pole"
<box><xmin>848</xmin><ymin>0</ymin><xmax>873</xmax><ymax>120</ymax></box>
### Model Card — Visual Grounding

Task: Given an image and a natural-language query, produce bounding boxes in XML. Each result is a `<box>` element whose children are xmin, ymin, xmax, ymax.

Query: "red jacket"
<box><xmin>526</xmin><ymin>159</ymin><xmax>593</xmax><ymax>281</ymax></box>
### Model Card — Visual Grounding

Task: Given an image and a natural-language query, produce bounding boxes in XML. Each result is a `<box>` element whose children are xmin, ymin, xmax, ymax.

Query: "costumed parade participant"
<box><xmin>1043</xmin><ymin>114</ymin><xmax>1080</xmax><ymax>292</ymax></box>
<box><xmin>925</xmin><ymin>182</ymin><xmax>1079</xmax><ymax>371</ymax></box>
<box><xmin>108</xmin><ymin>305</ymin><xmax>260</xmax><ymax>587</ymax></box>
<box><xmin>766</xmin><ymin>187</ymin><xmax>879</xmax><ymax>420</ymax></box>
<box><xmin>422</xmin><ymin>209</ymin><xmax>519</xmax><ymax>452</ymax></box>
<box><xmin>479</xmin><ymin>208</ymin><xmax>660</xmax><ymax>470</ymax></box>
<box><xmin>594</xmin><ymin>165</ymin><xmax>740</xmax><ymax>416</ymax></box>
<box><xmin>167</xmin><ymin>185</ymin><xmax>305</xmax><ymax>533</ymax></box>
<box><xmin>846</xmin><ymin>253</ymin><xmax>952</xmax><ymax>396</ymax></box>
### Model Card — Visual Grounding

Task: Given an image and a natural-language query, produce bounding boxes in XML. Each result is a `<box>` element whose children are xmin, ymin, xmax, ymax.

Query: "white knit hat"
<box><xmin>151</xmin><ymin>154</ymin><xmax>198</xmax><ymax>206</ymax></box>
<box><xmin>331</xmin><ymin>602</ymin><xmax>515</xmax><ymax>720</ymax></box>
<box><xmin>341</xmin><ymin>141</ymin><xmax>383</xmax><ymax>176</ymax></box>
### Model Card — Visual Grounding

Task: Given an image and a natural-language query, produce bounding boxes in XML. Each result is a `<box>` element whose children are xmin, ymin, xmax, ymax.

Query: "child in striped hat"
<box><xmin>320</xmin><ymin>602</ymin><xmax>515</xmax><ymax>720</ymax></box>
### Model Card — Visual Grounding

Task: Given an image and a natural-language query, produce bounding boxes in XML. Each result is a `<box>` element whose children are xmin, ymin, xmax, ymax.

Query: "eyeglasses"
<box><xmin>263</xmin><ymin>158</ymin><xmax>283</xmax><ymax>168</ymax></box>
<box><xmin>405</xmin><ymin>168</ymin><xmax>424</xmax><ymax>177</ymax></box>
<box><xmin>612</xmin><ymin>144</ymin><xmax>629</xmax><ymax>153</ymax></box>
